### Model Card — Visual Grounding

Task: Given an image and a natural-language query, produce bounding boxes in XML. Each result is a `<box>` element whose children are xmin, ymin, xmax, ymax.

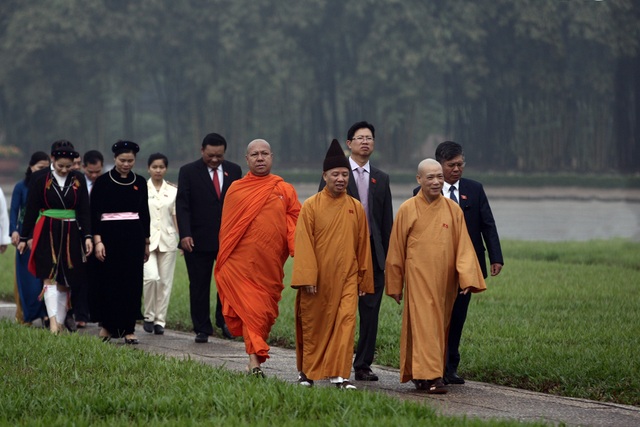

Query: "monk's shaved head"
<box><xmin>246</xmin><ymin>139</ymin><xmax>273</xmax><ymax>177</ymax></box>
<box><xmin>416</xmin><ymin>158</ymin><xmax>444</xmax><ymax>203</ymax></box>
<box><xmin>417</xmin><ymin>158</ymin><xmax>441</xmax><ymax>176</ymax></box>
<box><xmin>247</xmin><ymin>139</ymin><xmax>271</xmax><ymax>155</ymax></box>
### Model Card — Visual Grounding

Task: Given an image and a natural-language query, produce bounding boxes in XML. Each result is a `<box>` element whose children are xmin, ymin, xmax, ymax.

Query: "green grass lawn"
<box><xmin>3</xmin><ymin>321</ymin><xmax>539</xmax><ymax>427</ymax></box>
<box><xmin>1</xmin><ymin>239</ymin><xmax>639</xmax><ymax>408</ymax></box>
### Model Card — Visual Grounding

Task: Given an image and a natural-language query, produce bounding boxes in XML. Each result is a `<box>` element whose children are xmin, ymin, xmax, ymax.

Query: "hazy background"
<box><xmin>0</xmin><ymin>0</ymin><xmax>638</xmax><ymax>175</ymax></box>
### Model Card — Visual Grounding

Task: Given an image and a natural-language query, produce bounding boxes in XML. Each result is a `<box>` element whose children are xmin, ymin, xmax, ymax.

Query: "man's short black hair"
<box><xmin>83</xmin><ymin>150</ymin><xmax>104</xmax><ymax>166</ymax></box>
<box><xmin>202</xmin><ymin>133</ymin><xmax>227</xmax><ymax>151</ymax></box>
<box><xmin>435</xmin><ymin>141</ymin><xmax>464</xmax><ymax>163</ymax></box>
<box><xmin>347</xmin><ymin>121</ymin><xmax>375</xmax><ymax>141</ymax></box>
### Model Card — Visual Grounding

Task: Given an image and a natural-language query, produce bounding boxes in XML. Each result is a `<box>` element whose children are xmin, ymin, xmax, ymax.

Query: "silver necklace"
<box><xmin>109</xmin><ymin>169</ymin><xmax>136</xmax><ymax>186</ymax></box>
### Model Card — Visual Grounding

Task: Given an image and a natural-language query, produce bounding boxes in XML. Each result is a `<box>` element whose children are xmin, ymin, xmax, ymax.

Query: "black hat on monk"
<box><xmin>112</xmin><ymin>140</ymin><xmax>140</xmax><ymax>156</ymax></box>
<box><xmin>50</xmin><ymin>139</ymin><xmax>80</xmax><ymax>159</ymax></box>
<box><xmin>323</xmin><ymin>139</ymin><xmax>350</xmax><ymax>171</ymax></box>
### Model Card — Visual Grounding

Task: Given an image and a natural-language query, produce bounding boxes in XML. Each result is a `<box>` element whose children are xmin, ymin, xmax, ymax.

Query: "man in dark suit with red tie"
<box><xmin>319</xmin><ymin>121</ymin><xmax>393</xmax><ymax>381</ymax></box>
<box><xmin>413</xmin><ymin>140</ymin><xmax>504</xmax><ymax>384</ymax></box>
<box><xmin>176</xmin><ymin>133</ymin><xmax>242</xmax><ymax>343</ymax></box>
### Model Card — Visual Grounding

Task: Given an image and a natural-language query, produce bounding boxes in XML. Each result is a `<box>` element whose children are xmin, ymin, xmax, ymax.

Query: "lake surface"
<box><xmin>3</xmin><ymin>181</ymin><xmax>639</xmax><ymax>242</ymax></box>
<box><xmin>389</xmin><ymin>190</ymin><xmax>640</xmax><ymax>242</ymax></box>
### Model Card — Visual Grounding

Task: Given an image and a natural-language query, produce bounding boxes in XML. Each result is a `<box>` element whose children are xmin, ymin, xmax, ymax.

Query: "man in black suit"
<box><xmin>176</xmin><ymin>133</ymin><xmax>242</xmax><ymax>343</ymax></box>
<box><xmin>319</xmin><ymin>121</ymin><xmax>393</xmax><ymax>381</ymax></box>
<box><xmin>413</xmin><ymin>141</ymin><xmax>503</xmax><ymax>384</ymax></box>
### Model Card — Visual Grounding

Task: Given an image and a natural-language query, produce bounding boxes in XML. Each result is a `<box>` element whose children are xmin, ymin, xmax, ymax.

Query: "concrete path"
<box><xmin>1</xmin><ymin>302</ymin><xmax>638</xmax><ymax>426</ymax></box>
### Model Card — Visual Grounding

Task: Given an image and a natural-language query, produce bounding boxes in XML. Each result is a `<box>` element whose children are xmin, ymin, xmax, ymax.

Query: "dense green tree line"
<box><xmin>0</xmin><ymin>0</ymin><xmax>638</xmax><ymax>172</ymax></box>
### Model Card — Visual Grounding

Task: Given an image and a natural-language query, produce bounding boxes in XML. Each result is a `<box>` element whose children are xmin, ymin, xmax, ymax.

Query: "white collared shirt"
<box><xmin>443</xmin><ymin>181</ymin><xmax>460</xmax><ymax>203</ymax></box>
<box><xmin>209</xmin><ymin>165</ymin><xmax>224</xmax><ymax>189</ymax></box>
<box><xmin>349</xmin><ymin>157</ymin><xmax>370</xmax><ymax>195</ymax></box>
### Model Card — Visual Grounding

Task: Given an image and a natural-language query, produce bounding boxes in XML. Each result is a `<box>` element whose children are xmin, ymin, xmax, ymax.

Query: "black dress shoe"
<box><xmin>143</xmin><ymin>321</ymin><xmax>154</xmax><ymax>333</ymax></box>
<box><xmin>154</xmin><ymin>324</ymin><xmax>164</xmax><ymax>335</ymax></box>
<box><xmin>195</xmin><ymin>332</ymin><xmax>208</xmax><ymax>343</ymax></box>
<box><xmin>444</xmin><ymin>372</ymin><xmax>465</xmax><ymax>385</ymax></box>
<box><xmin>355</xmin><ymin>369</ymin><xmax>379</xmax><ymax>381</ymax></box>
<box><xmin>64</xmin><ymin>316</ymin><xmax>78</xmax><ymax>333</ymax></box>
<box><xmin>221</xmin><ymin>324</ymin><xmax>234</xmax><ymax>339</ymax></box>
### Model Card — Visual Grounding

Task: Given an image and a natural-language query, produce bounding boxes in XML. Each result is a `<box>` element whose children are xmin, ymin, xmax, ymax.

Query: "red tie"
<box><xmin>213</xmin><ymin>168</ymin><xmax>221</xmax><ymax>198</ymax></box>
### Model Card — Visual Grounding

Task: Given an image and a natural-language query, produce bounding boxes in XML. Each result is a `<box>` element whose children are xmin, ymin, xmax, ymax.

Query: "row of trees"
<box><xmin>0</xmin><ymin>0</ymin><xmax>638</xmax><ymax>172</ymax></box>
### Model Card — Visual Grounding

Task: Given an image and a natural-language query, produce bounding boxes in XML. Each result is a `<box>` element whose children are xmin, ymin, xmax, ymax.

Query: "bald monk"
<box><xmin>292</xmin><ymin>139</ymin><xmax>374</xmax><ymax>390</ymax></box>
<box><xmin>385</xmin><ymin>158</ymin><xmax>486</xmax><ymax>394</ymax></box>
<box><xmin>214</xmin><ymin>139</ymin><xmax>300</xmax><ymax>377</ymax></box>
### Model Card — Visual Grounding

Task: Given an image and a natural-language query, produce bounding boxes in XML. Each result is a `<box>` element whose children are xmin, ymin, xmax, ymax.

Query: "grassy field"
<box><xmin>2</xmin><ymin>321</ymin><xmax>541</xmax><ymax>426</ymax></box>
<box><xmin>1</xmin><ymin>239</ymin><xmax>639</xmax><ymax>408</ymax></box>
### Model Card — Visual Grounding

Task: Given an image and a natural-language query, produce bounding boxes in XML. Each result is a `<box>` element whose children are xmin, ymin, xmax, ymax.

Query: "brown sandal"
<box><xmin>425</xmin><ymin>378</ymin><xmax>448</xmax><ymax>394</ymax></box>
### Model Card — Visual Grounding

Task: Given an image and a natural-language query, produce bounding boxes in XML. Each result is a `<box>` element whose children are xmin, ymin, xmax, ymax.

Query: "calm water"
<box><xmin>4</xmin><ymin>181</ymin><xmax>638</xmax><ymax>242</ymax></box>
<box><xmin>389</xmin><ymin>196</ymin><xmax>640</xmax><ymax>242</ymax></box>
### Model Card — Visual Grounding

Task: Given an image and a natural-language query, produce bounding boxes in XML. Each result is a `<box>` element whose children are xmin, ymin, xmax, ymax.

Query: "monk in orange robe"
<box><xmin>214</xmin><ymin>139</ymin><xmax>300</xmax><ymax>377</ymax></box>
<box><xmin>292</xmin><ymin>139</ymin><xmax>374</xmax><ymax>390</ymax></box>
<box><xmin>386</xmin><ymin>158</ymin><xmax>486</xmax><ymax>394</ymax></box>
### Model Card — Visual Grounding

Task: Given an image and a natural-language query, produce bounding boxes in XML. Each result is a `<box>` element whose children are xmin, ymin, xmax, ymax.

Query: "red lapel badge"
<box><xmin>461</xmin><ymin>194</ymin><xmax>467</xmax><ymax>200</ymax></box>
<box><xmin>349</xmin><ymin>209</ymin><xmax>354</xmax><ymax>214</ymax></box>
<box><xmin>134</xmin><ymin>185</ymin><xmax>138</xmax><ymax>190</ymax></box>
<box><xmin>371</xmin><ymin>178</ymin><xmax>377</xmax><ymax>184</ymax></box>
<box><xmin>224</xmin><ymin>171</ymin><xmax>229</xmax><ymax>177</ymax></box>
<box><xmin>442</xmin><ymin>223</ymin><xmax>449</xmax><ymax>229</ymax></box>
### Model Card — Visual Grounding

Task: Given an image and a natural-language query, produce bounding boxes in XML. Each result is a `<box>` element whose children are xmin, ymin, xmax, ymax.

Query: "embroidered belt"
<box><xmin>101</xmin><ymin>212</ymin><xmax>140</xmax><ymax>221</ymax></box>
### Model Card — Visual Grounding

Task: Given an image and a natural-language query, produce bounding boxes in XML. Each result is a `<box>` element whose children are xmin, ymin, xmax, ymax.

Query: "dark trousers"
<box><xmin>446</xmin><ymin>291</ymin><xmax>472</xmax><ymax>375</ymax></box>
<box><xmin>70</xmin><ymin>281</ymin><xmax>90</xmax><ymax>323</ymax></box>
<box><xmin>184</xmin><ymin>250</ymin><xmax>225</xmax><ymax>335</ymax></box>
<box><xmin>353</xmin><ymin>264</ymin><xmax>385</xmax><ymax>371</ymax></box>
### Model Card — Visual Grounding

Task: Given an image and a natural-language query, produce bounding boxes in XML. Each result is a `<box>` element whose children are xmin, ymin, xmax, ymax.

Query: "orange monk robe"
<box><xmin>385</xmin><ymin>194</ymin><xmax>486</xmax><ymax>383</ymax></box>
<box><xmin>214</xmin><ymin>172</ymin><xmax>300</xmax><ymax>363</ymax></box>
<box><xmin>291</xmin><ymin>188</ymin><xmax>374</xmax><ymax>380</ymax></box>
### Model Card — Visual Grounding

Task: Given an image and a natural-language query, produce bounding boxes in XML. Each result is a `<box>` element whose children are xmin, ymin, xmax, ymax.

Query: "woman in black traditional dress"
<box><xmin>18</xmin><ymin>141</ymin><xmax>93</xmax><ymax>334</ymax></box>
<box><xmin>90</xmin><ymin>140</ymin><xmax>150</xmax><ymax>344</ymax></box>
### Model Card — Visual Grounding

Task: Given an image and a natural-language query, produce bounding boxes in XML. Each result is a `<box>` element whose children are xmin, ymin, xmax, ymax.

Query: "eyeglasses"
<box><xmin>351</xmin><ymin>136</ymin><xmax>374</xmax><ymax>143</ymax></box>
<box><xmin>445</xmin><ymin>162</ymin><xmax>466</xmax><ymax>168</ymax></box>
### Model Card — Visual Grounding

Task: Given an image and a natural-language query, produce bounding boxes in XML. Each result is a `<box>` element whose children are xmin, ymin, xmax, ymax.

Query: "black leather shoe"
<box><xmin>355</xmin><ymin>369</ymin><xmax>379</xmax><ymax>381</ymax></box>
<box><xmin>154</xmin><ymin>324</ymin><xmax>164</xmax><ymax>335</ymax></box>
<box><xmin>143</xmin><ymin>321</ymin><xmax>154</xmax><ymax>333</ymax></box>
<box><xmin>64</xmin><ymin>316</ymin><xmax>77</xmax><ymax>333</ymax></box>
<box><xmin>195</xmin><ymin>332</ymin><xmax>208</xmax><ymax>343</ymax></box>
<box><xmin>444</xmin><ymin>372</ymin><xmax>465</xmax><ymax>385</ymax></box>
<box><xmin>221</xmin><ymin>324</ymin><xmax>234</xmax><ymax>339</ymax></box>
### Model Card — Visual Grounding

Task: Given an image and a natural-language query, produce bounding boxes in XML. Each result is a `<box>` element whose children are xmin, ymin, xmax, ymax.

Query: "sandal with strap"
<box><xmin>249</xmin><ymin>367</ymin><xmax>265</xmax><ymax>378</ymax></box>
<box><xmin>124</xmin><ymin>335</ymin><xmax>139</xmax><ymax>345</ymax></box>
<box><xmin>297</xmin><ymin>372</ymin><xmax>314</xmax><ymax>387</ymax></box>
<box><xmin>335</xmin><ymin>380</ymin><xmax>357</xmax><ymax>390</ymax></box>
<box><xmin>425</xmin><ymin>378</ymin><xmax>448</xmax><ymax>394</ymax></box>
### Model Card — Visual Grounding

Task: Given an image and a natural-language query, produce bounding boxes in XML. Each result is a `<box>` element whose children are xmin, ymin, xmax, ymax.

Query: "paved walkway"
<box><xmin>1</xmin><ymin>302</ymin><xmax>638</xmax><ymax>426</ymax></box>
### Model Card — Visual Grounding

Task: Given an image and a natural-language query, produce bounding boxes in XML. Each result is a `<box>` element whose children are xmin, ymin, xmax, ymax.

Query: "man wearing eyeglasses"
<box><xmin>319</xmin><ymin>121</ymin><xmax>393</xmax><ymax>382</ymax></box>
<box><xmin>413</xmin><ymin>140</ymin><xmax>503</xmax><ymax>385</ymax></box>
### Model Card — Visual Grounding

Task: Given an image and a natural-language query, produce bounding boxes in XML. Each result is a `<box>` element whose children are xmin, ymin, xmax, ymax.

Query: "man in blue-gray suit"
<box><xmin>414</xmin><ymin>140</ymin><xmax>503</xmax><ymax>384</ymax></box>
<box><xmin>319</xmin><ymin>121</ymin><xmax>393</xmax><ymax>381</ymax></box>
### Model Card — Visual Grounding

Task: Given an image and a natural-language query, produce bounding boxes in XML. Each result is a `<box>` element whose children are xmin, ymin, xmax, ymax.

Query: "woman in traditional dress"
<box><xmin>10</xmin><ymin>151</ymin><xmax>50</xmax><ymax>324</ymax></box>
<box><xmin>90</xmin><ymin>140</ymin><xmax>150</xmax><ymax>344</ymax></box>
<box><xmin>142</xmin><ymin>153</ymin><xmax>178</xmax><ymax>336</ymax></box>
<box><xmin>18</xmin><ymin>141</ymin><xmax>93</xmax><ymax>334</ymax></box>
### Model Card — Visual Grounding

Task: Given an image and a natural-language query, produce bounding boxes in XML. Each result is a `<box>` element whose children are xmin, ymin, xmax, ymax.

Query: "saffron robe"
<box><xmin>291</xmin><ymin>188</ymin><xmax>374</xmax><ymax>380</ymax></box>
<box><xmin>386</xmin><ymin>194</ymin><xmax>486</xmax><ymax>382</ymax></box>
<box><xmin>214</xmin><ymin>173</ymin><xmax>300</xmax><ymax>363</ymax></box>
